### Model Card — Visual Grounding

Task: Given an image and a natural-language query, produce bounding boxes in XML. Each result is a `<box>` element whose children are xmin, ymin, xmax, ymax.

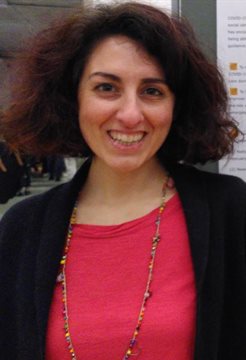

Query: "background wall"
<box><xmin>179</xmin><ymin>0</ymin><xmax>218</xmax><ymax>173</ymax></box>
<box><xmin>180</xmin><ymin>0</ymin><xmax>216</xmax><ymax>62</ymax></box>
<box><xmin>0</xmin><ymin>0</ymin><xmax>82</xmax><ymax>109</ymax></box>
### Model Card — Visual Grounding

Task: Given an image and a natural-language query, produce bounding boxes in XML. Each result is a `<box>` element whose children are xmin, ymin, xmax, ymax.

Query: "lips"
<box><xmin>108</xmin><ymin>130</ymin><xmax>146</xmax><ymax>145</ymax></box>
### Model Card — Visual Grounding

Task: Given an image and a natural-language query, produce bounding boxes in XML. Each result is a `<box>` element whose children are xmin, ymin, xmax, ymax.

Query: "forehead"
<box><xmin>82</xmin><ymin>35</ymin><xmax>164</xmax><ymax>78</ymax></box>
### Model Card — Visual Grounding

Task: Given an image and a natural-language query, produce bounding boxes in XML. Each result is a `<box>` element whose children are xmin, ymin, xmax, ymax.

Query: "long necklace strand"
<box><xmin>59</xmin><ymin>178</ymin><xmax>168</xmax><ymax>360</ymax></box>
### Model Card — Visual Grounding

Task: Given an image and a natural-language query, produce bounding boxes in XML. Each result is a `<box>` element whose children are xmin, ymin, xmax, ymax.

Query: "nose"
<box><xmin>116</xmin><ymin>95</ymin><xmax>144</xmax><ymax>128</ymax></box>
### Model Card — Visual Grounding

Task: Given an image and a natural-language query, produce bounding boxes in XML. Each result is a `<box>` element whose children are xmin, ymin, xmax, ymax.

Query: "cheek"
<box><xmin>78</xmin><ymin>102</ymin><xmax>95</xmax><ymax>127</ymax></box>
<box><xmin>78</xmin><ymin>120</ymin><xmax>95</xmax><ymax>154</ymax></box>
<box><xmin>78</xmin><ymin>106</ymin><xmax>105</xmax><ymax>150</ymax></box>
<box><xmin>79</xmin><ymin>97</ymin><xmax>106</xmax><ymax>124</ymax></box>
<box><xmin>78</xmin><ymin>109</ymin><xmax>92</xmax><ymax>142</ymax></box>
<box><xmin>153</xmin><ymin>110</ymin><xmax>174</xmax><ymax>130</ymax></box>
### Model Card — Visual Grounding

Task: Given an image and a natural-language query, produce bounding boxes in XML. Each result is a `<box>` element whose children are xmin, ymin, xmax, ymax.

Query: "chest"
<box><xmin>46</xmin><ymin>195</ymin><xmax>196</xmax><ymax>359</ymax></box>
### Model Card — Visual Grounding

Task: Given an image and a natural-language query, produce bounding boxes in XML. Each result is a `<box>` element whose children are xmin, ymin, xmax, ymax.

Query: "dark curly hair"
<box><xmin>0</xmin><ymin>2</ymin><xmax>240</xmax><ymax>164</ymax></box>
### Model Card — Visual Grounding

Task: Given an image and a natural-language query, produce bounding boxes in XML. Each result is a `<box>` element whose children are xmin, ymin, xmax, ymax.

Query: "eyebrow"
<box><xmin>89</xmin><ymin>72</ymin><xmax>120</xmax><ymax>81</ymax></box>
<box><xmin>88</xmin><ymin>71</ymin><xmax>166</xmax><ymax>84</ymax></box>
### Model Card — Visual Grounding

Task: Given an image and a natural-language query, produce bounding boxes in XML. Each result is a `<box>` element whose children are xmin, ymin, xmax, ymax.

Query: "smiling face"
<box><xmin>78</xmin><ymin>35</ymin><xmax>175</xmax><ymax>173</ymax></box>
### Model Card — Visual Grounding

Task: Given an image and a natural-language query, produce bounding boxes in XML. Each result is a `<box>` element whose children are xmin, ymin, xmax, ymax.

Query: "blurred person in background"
<box><xmin>0</xmin><ymin>140</ymin><xmax>24</xmax><ymax>203</ymax></box>
<box><xmin>16</xmin><ymin>154</ymin><xmax>33</xmax><ymax>196</ymax></box>
<box><xmin>47</xmin><ymin>154</ymin><xmax>66</xmax><ymax>182</ymax></box>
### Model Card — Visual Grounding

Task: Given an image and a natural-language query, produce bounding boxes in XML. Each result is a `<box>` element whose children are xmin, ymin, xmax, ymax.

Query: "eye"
<box><xmin>143</xmin><ymin>87</ymin><xmax>163</xmax><ymax>96</ymax></box>
<box><xmin>95</xmin><ymin>83</ymin><xmax>116</xmax><ymax>92</ymax></box>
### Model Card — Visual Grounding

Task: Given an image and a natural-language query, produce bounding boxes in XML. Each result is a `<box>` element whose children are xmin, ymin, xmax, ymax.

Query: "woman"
<box><xmin>0</xmin><ymin>2</ymin><xmax>245</xmax><ymax>360</ymax></box>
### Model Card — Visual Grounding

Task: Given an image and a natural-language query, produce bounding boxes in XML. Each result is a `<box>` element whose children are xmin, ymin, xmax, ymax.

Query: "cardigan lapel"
<box><xmin>169</xmin><ymin>164</ymin><xmax>210</xmax><ymax>360</ymax></box>
<box><xmin>169</xmin><ymin>164</ymin><xmax>210</xmax><ymax>294</ymax></box>
<box><xmin>34</xmin><ymin>160</ymin><xmax>91</xmax><ymax>358</ymax></box>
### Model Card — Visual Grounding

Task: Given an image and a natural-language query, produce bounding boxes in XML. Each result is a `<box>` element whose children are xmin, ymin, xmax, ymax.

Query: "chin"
<box><xmin>106</xmin><ymin>158</ymin><xmax>148</xmax><ymax>174</ymax></box>
<box><xmin>93</xmin><ymin>152</ymin><xmax>154</xmax><ymax>174</ymax></box>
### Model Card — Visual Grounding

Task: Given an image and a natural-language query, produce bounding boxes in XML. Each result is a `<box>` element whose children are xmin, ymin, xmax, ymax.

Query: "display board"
<box><xmin>217</xmin><ymin>0</ymin><xmax>246</xmax><ymax>181</ymax></box>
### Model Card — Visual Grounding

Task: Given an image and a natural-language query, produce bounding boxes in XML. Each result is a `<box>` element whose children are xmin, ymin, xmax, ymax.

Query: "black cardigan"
<box><xmin>0</xmin><ymin>161</ymin><xmax>246</xmax><ymax>360</ymax></box>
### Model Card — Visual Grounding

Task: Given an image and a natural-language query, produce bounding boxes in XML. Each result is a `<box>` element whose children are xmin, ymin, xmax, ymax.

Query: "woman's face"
<box><xmin>78</xmin><ymin>35</ymin><xmax>175</xmax><ymax>173</ymax></box>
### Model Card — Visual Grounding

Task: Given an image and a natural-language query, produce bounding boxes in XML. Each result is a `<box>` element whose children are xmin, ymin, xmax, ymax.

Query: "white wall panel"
<box><xmin>217</xmin><ymin>0</ymin><xmax>246</xmax><ymax>181</ymax></box>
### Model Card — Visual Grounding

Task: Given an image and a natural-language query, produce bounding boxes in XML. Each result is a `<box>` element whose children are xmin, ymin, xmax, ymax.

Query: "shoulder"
<box><xmin>191</xmin><ymin>166</ymin><xmax>246</xmax><ymax>216</ymax></box>
<box><xmin>171</xmin><ymin>164</ymin><xmax>246</xmax><ymax>210</ymax></box>
<box><xmin>0</xmin><ymin>159</ymin><xmax>90</xmax><ymax>234</ymax></box>
<box><xmin>175</xmin><ymin>163</ymin><xmax>246</xmax><ymax>191</ymax></box>
<box><xmin>195</xmin><ymin>167</ymin><xmax>246</xmax><ymax>202</ymax></box>
<box><xmin>0</xmin><ymin>182</ymin><xmax>69</xmax><ymax>234</ymax></box>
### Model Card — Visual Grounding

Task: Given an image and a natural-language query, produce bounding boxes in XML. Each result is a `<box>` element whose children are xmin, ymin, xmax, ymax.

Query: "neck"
<box><xmin>80</xmin><ymin>157</ymin><xmax>168</xmax><ymax>206</ymax></box>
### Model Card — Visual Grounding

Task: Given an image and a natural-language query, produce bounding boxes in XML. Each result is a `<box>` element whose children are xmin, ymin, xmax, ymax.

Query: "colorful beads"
<box><xmin>59</xmin><ymin>177</ymin><xmax>171</xmax><ymax>359</ymax></box>
<box><xmin>60</xmin><ymin>202</ymin><xmax>78</xmax><ymax>360</ymax></box>
<box><xmin>121</xmin><ymin>178</ymin><xmax>169</xmax><ymax>359</ymax></box>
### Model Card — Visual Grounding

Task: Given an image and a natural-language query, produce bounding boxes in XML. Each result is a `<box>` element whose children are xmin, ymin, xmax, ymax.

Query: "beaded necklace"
<box><xmin>59</xmin><ymin>178</ymin><xmax>169</xmax><ymax>359</ymax></box>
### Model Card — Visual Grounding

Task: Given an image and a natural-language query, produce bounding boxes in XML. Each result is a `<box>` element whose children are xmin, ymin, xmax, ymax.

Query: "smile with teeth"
<box><xmin>108</xmin><ymin>131</ymin><xmax>146</xmax><ymax>145</ymax></box>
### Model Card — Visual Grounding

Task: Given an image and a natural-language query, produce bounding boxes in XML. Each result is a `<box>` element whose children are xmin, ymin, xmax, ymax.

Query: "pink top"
<box><xmin>46</xmin><ymin>194</ymin><xmax>196</xmax><ymax>359</ymax></box>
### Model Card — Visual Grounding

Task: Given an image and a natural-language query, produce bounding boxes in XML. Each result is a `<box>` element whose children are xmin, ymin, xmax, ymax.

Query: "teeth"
<box><xmin>109</xmin><ymin>131</ymin><xmax>144</xmax><ymax>144</ymax></box>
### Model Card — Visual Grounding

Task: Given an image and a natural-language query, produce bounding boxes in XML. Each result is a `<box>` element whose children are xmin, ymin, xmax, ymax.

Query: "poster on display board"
<box><xmin>217</xmin><ymin>0</ymin><xmax>246</xmax><ymax>181</ymax></box>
